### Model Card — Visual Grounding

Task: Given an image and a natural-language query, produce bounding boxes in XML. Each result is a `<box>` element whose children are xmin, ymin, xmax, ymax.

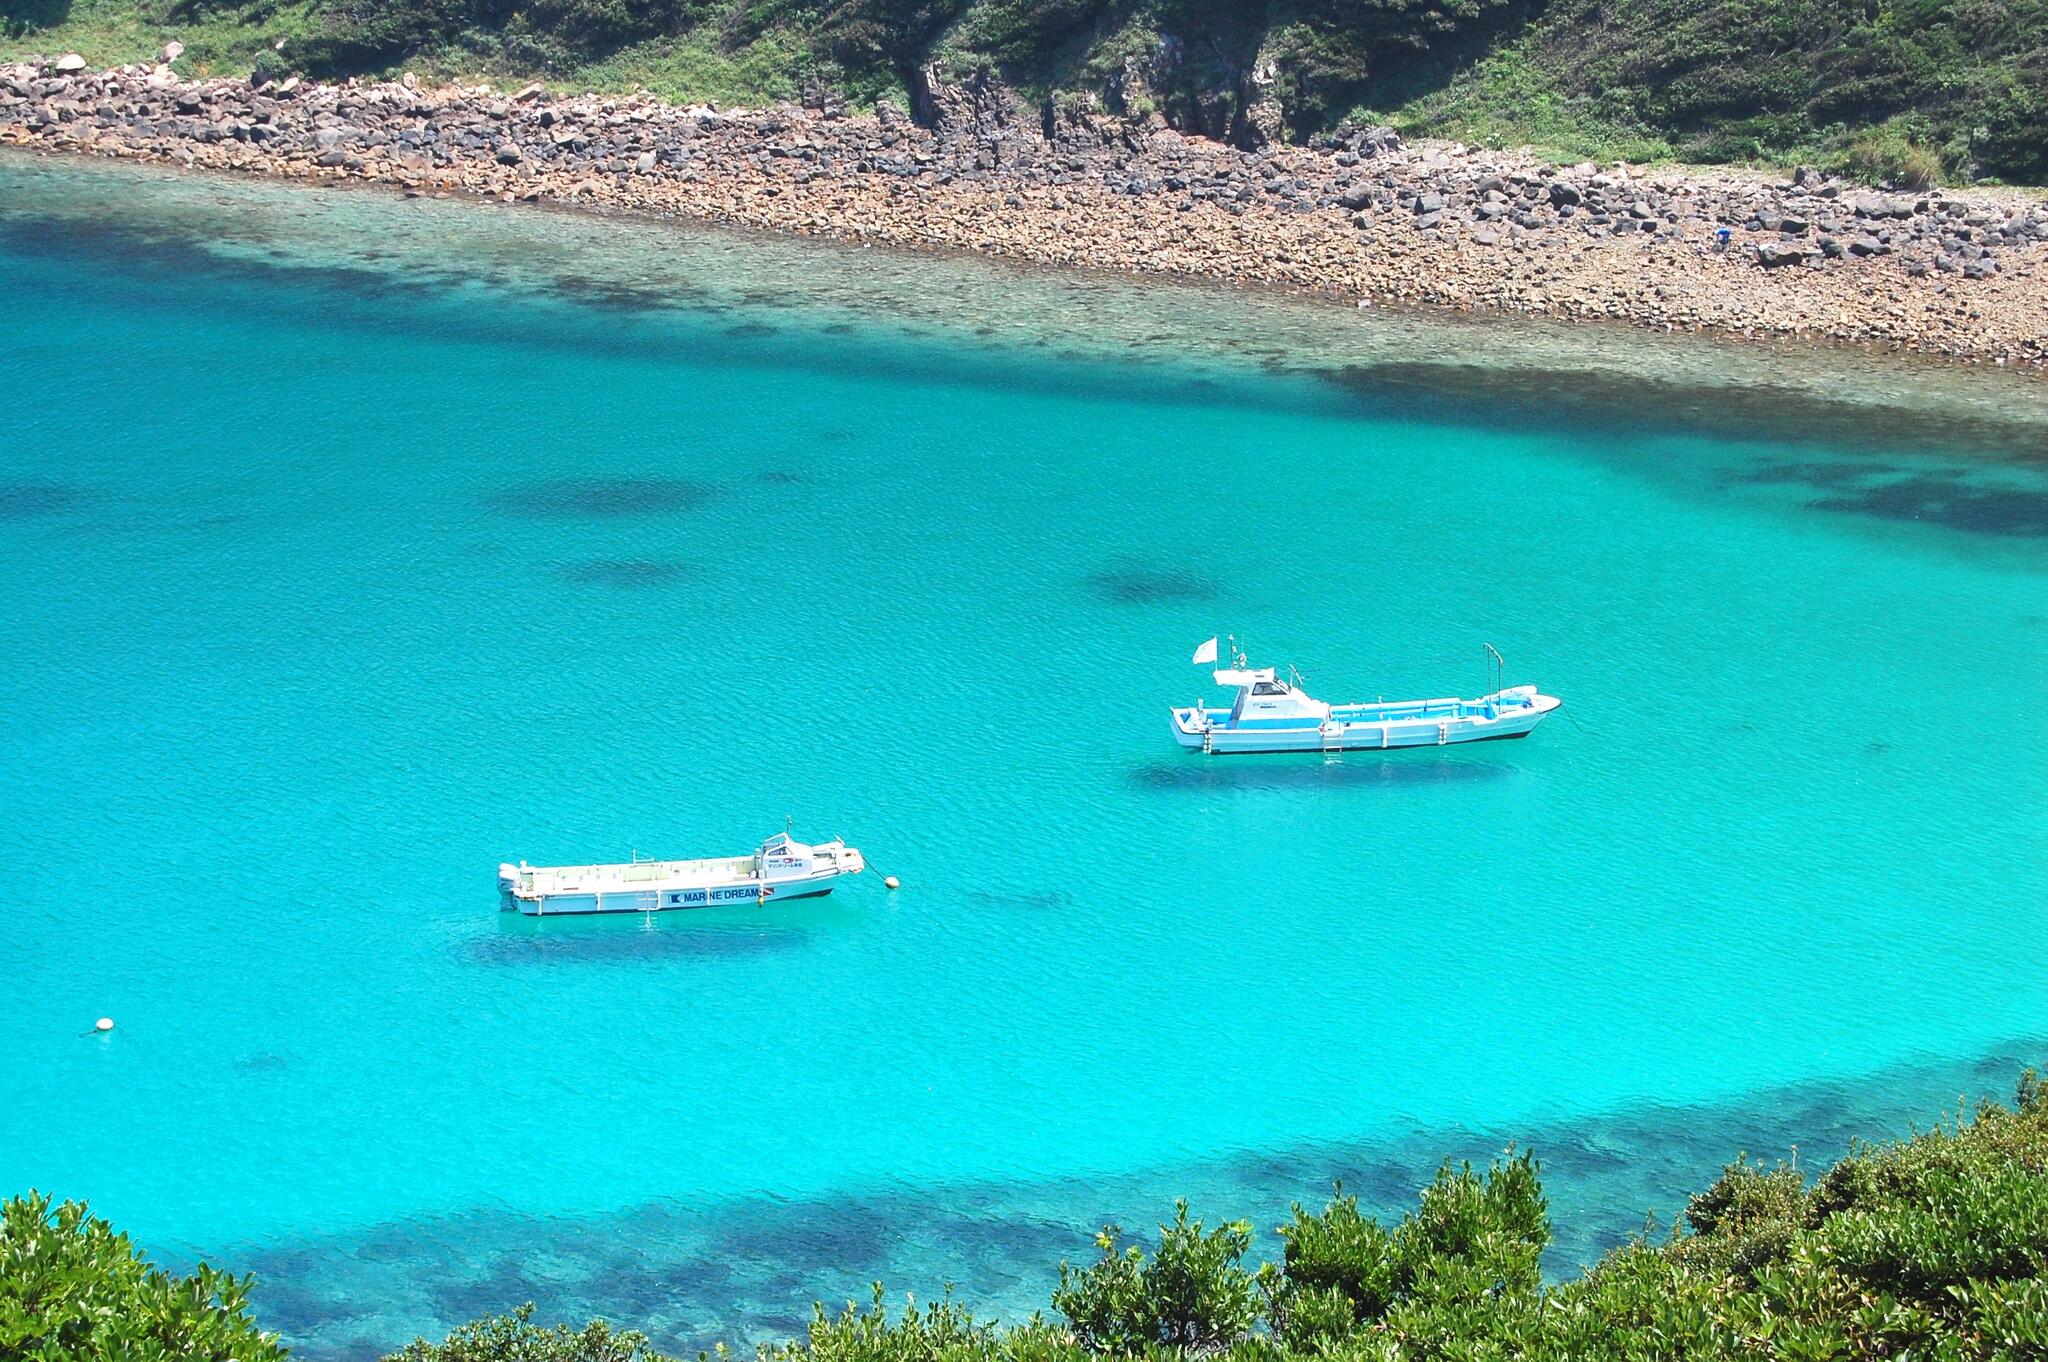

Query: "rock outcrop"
<box><xmin>2</xmin><ymin>58</ymin><xmax>2044</xmax><ymax>367</ymax></box>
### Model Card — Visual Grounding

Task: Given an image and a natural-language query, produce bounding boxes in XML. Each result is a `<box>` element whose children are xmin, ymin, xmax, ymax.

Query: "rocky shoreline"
<box><xmin>5</xmin><ymin>55</ymin><xmax>2047</xmax><ymax>369</ymax></box>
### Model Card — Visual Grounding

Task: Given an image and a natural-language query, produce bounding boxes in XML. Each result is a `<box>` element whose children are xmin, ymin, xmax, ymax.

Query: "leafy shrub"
<box><xmin>285</xmin><ymin>0</ymin><xmax>492</xmax><ymax>77</ymax></box>
<box><xmin>759</xmin><ymin>1285</ymin><xmax>1050</xmax><ymax>1362</ymax></box>
<box><xmin>1668</xmin><ymin>1154</ymin><xmax>1809</xmax><ymax>1281</ymax></box>
<box><xmin>1052</xmin><ymin>1200</ymin><xmax>1261</xmax><ymax>1355</ymax></box>
<box><xmin>0</xmin><ymin>1191</ymin><xmax>286</xmax><ymax>1362</ymax></box>
<box><xmin>964</xmin><ymin>0</ymin><xmax>1113</xmax><ymax>68</ymax></box>
<box><xmin>1274</xmin><ymin>1189</ymin><xmax>1401</xmax><ymax>1321</ymax></box>
<box><xmin>1396</xmin><ymin>1149</ymin><xmax>1547</xmax><ymax>1303</ymax></box>
<box><xmin>385</xmin><ymin>1302</ymin><xmax>679</xmax><ymax>1362</ymax></box>
<box><xmin>1825</xmin><ymin>119</ymin><xmax>1947</xmax><ymax>189</ymax></box>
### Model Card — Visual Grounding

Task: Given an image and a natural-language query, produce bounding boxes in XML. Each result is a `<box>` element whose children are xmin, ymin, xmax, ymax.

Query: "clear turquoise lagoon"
<box><xmin>2</xmin><ymin>152</ymin><xmax>2045</xmax><ymax>1359</ymax></box>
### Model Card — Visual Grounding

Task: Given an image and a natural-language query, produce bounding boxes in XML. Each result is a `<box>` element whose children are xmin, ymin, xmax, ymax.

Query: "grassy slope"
<box><xmin>2</xmin><ymin>0</ymin><xmax>2043</xmax><ymax>181</ymax></box>
<box><xmin>0</xmin><ymin>0</ymin><xmax>818</xmax><ymax>103</ymax></box>
<box><xmin>1395</xmin><ymin>0</ymin><xmax>2048</xmax><ymax>184</ymax></box>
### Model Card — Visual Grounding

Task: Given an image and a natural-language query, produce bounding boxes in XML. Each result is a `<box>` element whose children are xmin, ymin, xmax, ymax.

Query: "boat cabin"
<box><xmin>1214</xmin><ymin>666</ymin><xmax>1332</xmax><ymax>727</ymax></box>
<box><xmin>757</xmin><ymin>832</ymin><xmax>817</xmax><ymax>878</ymax></box>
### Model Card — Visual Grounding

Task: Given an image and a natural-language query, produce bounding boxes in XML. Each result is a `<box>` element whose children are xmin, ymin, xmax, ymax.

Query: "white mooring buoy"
<box><xmin>883</xmin><ymin>876</ymin><xmax>900</xmax><ymax>891</ymax></box>
<box><xmin>95</xmin><ymin>1017</ymin><xmax>114</xmax><ymax>1033</ymax></box>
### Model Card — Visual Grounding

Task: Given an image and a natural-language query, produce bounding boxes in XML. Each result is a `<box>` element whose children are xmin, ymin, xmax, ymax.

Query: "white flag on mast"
<box><xmin>1191</xmin><ymin>637</ymin><xmax>1219</xmax><ymax>666</ymax></box>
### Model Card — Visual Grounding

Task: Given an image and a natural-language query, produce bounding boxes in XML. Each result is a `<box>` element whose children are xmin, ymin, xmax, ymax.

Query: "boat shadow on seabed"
<box><xmin>461</xmin><ymin>915</ymin><xmax>821</xmax><ymax>966</ymax></box>
<box><xmin>1128</xmin><ymin>755</ymin><xmax>1516</xmax><ymax>792</ymax></box>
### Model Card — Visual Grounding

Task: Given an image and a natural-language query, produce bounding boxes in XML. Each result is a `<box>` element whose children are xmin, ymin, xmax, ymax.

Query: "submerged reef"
<box><xmin>487</xmin><ymin>477</ymin><xmax>721</xmax><ymax>519</ymax></box>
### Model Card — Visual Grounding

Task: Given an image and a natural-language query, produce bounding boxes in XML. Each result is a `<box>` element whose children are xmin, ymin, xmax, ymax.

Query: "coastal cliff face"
<box><xmin>5</xmin><ymin>56</ymin><xmax>2045</xmax><ymax>366</ymax></box>
<box><xmin>3</xmin><ymin>1</ymin><xmax>2043</xmax><ymax>185</ymax></box>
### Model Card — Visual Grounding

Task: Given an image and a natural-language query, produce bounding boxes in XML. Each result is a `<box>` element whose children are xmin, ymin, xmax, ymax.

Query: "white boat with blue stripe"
<box><xmin>497</xmin><ymin>829</ymin><xmax>865</xmax><ymax>915</ymax></box>
<box><xmin>1171</xmin><ymin>638</ymin><xmax>1560</xmax><ymax>755</ymax></box>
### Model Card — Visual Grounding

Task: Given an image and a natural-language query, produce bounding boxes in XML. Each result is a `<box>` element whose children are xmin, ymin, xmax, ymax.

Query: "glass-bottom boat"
<box><xmin>498</xmin><ymin>830</ymin><xmax>864</xmax><ymax>915</ymax></box>
<box><xmin>1171</xmin><ymin>640</ymin><xmax>1561</xmax><ymax>755</ymax></box>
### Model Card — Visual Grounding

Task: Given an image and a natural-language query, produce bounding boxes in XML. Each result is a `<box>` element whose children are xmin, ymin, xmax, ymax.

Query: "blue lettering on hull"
<box><xmin>659</xmin><ymin>886</ymin><xmax>776</xmax><ymax>908</ymax></box>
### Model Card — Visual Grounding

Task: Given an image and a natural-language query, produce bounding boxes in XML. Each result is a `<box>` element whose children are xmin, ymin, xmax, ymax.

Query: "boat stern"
<box><xmin>1169</xmin><ymin>706</ymin><xmax>1212</xmax><ymax>750</ymax></box>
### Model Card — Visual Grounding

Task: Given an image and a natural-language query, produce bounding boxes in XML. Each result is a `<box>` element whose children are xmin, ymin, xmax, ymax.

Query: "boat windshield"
<box><xmin>1251</xmin><ymin>681</ymin><xmax>1288</xmax><ymax>695</ymax></box>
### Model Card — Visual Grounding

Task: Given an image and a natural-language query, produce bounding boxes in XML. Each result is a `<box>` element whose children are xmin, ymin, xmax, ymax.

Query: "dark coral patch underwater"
<box><xmin>1728</xmin><ymin>460</ymin><xmax>2048</xmax><ymax>538</ymax></box>
<box><xmin>1810</xmin><ymin>473</ymin><xmax>2048</xmax><ymax>538</ymax></box>
<box><xmin>544</xmin><ymin>273</ymin><xmax>694</xmax><ymax>314</ymax></box>
<box><xmin>1085</xmin><ymin>558</ymin><xmax>1219</xmax><ymax>605</ymax></box>
<box><xmin>556</xmin><ymin>558</ymin><xmax>697</xmax><ymax>587</ymax></box>
<box><xmin>487</xmin><ymin>477</ymin><xmax>723</xmax><ymax>519</ymax></box>
<box><xmin>1321</xmin><ymin>361</ymin><xmax>2048</xmax><ymax>465</ymax></box>
<box><xmin>0</xmin><ymin>480</ymin><xmax>93</xmax><ymax>519</ymax></box>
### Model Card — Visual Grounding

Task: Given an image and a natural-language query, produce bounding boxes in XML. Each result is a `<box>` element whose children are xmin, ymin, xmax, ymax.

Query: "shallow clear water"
<box><xmin>2</xmin><ymin>153</ymin><xmax>2045</xmax><ymax>1359</ymax></box>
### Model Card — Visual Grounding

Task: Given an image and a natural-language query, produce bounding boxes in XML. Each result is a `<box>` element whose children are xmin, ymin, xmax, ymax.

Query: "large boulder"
<box><xmin>1754</xmin><ymin>241</ymin><xmax>1813</xmax><ymax>268</ymax></box>
<box><xmin>1354</xmin><ymin>126</ymin><xmax>1399</xmax><ymax>157</ymax></box>
<box><xmin>1041</xmin><ymin>91</ymin><xmax>1105</xmax><ymax>150</ymax></box>
<box><xmin>1235</xmin><ymin>94</ymin><xmax>1283</xmax><ymax>150</ymax></box>
<box><xmin>909</xmin><ymin>63</ymin><xmax>1025</xmax><ymax>141</ymax></box>
<box><xmin>1852</xmin><ymin>193</ymin><xmax>1917</xmax><ymax>220</ymax></box>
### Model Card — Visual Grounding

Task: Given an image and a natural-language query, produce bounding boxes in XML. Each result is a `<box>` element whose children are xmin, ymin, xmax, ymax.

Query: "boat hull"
<box><xmin>498</xmin><ymin>838</ymin><xmax>865</xmax><ymax>916</ymax></box>
<box><xmin>503</xmin><ymin>878</ymin><xmax>842</xmax><ymax>916</ymax></box>
<box><xmin>1171</xmin><ymin>687</ymin><xmax>1560</xmax><ymax>754</ymax></box>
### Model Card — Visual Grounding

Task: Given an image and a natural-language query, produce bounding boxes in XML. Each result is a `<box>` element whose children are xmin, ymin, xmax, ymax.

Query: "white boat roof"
<box><xmin>1213</xmin><ymin>667</ymin><xmax>1278</xmax><ymax>687</ymax></box>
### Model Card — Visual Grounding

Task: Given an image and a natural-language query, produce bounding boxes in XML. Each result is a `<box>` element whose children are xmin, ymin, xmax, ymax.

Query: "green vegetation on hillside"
<box><xmin>10</xmin><ymin>1070</ymin><xmax>2047</xmax><ymax>1361</ymax></box>
<box><xmin>2</xmin><ymin>0</ymin><xmax>2042</xmax><ymax>180</ymax></box>
<box><xmin>1400</xmin><ymin>0</ymin><xmax>2048</xmax><ymax>187</ymax></box>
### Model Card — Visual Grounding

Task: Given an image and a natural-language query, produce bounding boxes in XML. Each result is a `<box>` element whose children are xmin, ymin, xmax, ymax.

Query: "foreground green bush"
<box><xmin>757</xmin><ymin>1071</ymin><xmax>2048</xmax><ymax>1362</ymax></box>
<box><xmin>0</xmin><ymin>1190</ymin><xmax>286</xmax><ymax>1361</ymax></box>
<box><xmin>387</xmin><ymin>1302</ymin><xmax>680</xmax><ymax>1362</ymax></box>
<box><xmin>7</xmin><ymin>1071</ymin><xmax>2047</xmax><ymax>1361</ymax></box>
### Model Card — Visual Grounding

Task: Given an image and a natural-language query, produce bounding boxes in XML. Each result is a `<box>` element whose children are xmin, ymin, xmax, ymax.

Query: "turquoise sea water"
<box><xmin>2</xmin><ymin>153</ymin><xmax>2045</xmax><ymax>1358</ymax></box>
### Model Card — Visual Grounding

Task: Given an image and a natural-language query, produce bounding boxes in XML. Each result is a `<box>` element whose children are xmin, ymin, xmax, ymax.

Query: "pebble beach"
<box><xmin>5</xmin><ymin>55</ymin><xmax>2046</xmax><ymax>369</ymax></box>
